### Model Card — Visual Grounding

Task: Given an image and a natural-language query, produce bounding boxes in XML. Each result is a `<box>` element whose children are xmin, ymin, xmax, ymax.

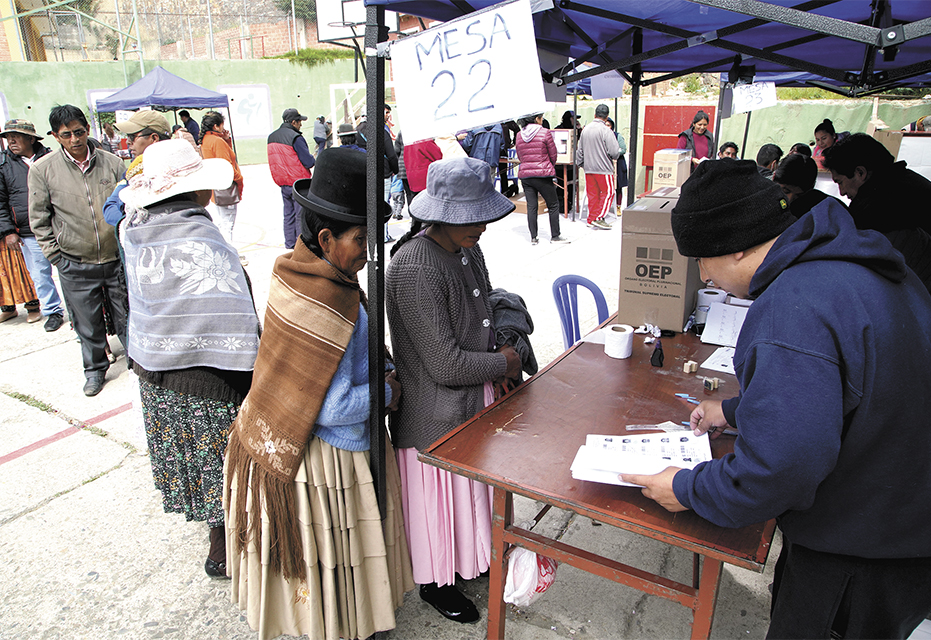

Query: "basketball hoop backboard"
<box><xmin>317</xmin><ymin>0</ymin><xmax>399</xmax><ymax>43</ymax></box>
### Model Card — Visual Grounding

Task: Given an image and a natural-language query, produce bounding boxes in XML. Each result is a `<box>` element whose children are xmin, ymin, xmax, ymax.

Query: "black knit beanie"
<box><xmin>671</xmin><ymin>159</ymin><xmax>794</xmax><ymax>257</ymax></box>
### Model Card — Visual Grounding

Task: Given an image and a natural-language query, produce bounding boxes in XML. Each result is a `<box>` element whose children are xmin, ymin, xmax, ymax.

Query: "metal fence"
<box><xmin>9</xmin><ymin>0</ymin><xmax>311</xmax><ymax>63</ymax></box>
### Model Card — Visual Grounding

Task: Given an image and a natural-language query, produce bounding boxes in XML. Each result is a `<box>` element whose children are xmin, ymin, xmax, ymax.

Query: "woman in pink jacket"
<box><xmin>515</xmin><ymin>115</ymin><xmax>569</xmax><ymax>245</ymax></box>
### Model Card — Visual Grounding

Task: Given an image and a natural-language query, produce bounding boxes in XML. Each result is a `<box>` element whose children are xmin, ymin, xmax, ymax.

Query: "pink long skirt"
<box><xmin>395</xmin><ymin>382</ymin><xmax>495</xmax><ymax>587</ymax></box>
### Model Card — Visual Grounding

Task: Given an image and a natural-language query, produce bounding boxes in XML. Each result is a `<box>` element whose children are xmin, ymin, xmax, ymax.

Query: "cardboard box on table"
<box><xmin>618</xmin><ymin>195</ymin><xmax>703</xmax><ymax>331</ymax></box>
<box><xmin>642</xmin><ymin>186</ymin><xmax>680</xmax><ymax>200</ymax></box>
<box><xmin>652</xmin><ymin>149</ymin><xmax>692</xmax><ymax>188</ymax></box>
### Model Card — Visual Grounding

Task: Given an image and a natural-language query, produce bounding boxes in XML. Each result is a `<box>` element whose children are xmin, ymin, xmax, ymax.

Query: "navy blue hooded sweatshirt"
<box><xmin>673</xmin><ymin>198</ymin><xmax>931</xmax><ymax>559</ymax></box>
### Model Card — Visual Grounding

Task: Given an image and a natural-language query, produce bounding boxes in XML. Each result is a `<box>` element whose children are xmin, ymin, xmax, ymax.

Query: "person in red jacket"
<box><xmin>515</xmin><ymin>114</ymin><xmax>569</xmax><ymax>245</ymax></box>
<box><xmin>267</xmin><ymin>108</ymin><xmax>315</xmax><ymax>249</ymax></box>
<box><xmin>403</xmin><ymin>138</ymin><xmax>443</xmax><ymax>197</ymax></box>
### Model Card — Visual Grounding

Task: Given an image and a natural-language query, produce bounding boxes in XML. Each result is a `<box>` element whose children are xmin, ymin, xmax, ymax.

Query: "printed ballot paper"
<box><xmin>570</xmin><ymin>432</ymin><xmax>712</xmax><ymax>488</ymax></box>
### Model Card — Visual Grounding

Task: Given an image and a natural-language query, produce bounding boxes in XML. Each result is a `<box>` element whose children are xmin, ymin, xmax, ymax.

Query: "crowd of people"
<box><xmin>2</xmin><ymin>96</ymin><xmax>931</xmax><ymax>640</ymax></box>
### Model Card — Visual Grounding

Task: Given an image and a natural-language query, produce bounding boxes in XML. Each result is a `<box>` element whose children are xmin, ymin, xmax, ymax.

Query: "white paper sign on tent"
<box><xmin>591</xmin><ymin>70</ymin><xmax>625</xmax><ymax>100</ymax></box>
<box><xmin>391</xmin><ymin>0</ymin><xmax>546</xmax><ymax>143</ymax></box>
<box><xmin>731</xmin><ymin>81</ymin><xmax>777</xmax><ymax>115</ymax></box>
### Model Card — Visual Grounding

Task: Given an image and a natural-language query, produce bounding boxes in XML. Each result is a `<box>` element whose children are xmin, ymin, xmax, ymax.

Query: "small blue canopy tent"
<box><xmin>96</xmin><ymin>66</ymin><xmax>229</xmax><ymax>112</ymax></box>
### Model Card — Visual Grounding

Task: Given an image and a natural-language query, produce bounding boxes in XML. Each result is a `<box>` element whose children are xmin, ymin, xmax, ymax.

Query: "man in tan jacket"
<box><xmin>28</xmin><ymin>105</ymin><xmax>128</xmax><ymax>396</ymax></box>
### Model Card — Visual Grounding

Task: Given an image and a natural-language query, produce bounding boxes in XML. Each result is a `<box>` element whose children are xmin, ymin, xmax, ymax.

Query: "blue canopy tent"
<box><xmin>95</xmin><ymin>66</ymin><xmax>234</xmax><ymax>149</ymax></box>
<box><xmin>96</xmin><ymin>66</ymin><xmax>229</xmax><ymax>112</ymax></box>
<box><xmin>367</xmin><ymin>0</ymin><xmax>931</xmax><ymax>206</ymax></box>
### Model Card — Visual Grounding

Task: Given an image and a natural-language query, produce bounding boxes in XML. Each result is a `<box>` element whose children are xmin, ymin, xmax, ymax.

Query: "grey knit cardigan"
<box><xmin>386</xmin><ymin>236</ymin><xmax>508</xmax><ymax>450</ymax></box>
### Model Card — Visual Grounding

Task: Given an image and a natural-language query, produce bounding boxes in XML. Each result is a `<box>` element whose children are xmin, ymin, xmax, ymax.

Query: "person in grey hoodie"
<box><xmin>576</xmin><ymin>104</ymin><xmax>620</xmax><ymax>229</ymax></box>
<box><xmin>515</xmin><ymin>114</ymin><xmax>569</xmax><ymax>245</ymax></box>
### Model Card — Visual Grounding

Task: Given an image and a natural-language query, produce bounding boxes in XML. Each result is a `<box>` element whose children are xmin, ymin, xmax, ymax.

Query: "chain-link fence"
<box><xmin>8</xmin><ymin>0</ymin><xmax>325</xmax><ymax>63</ymax></box>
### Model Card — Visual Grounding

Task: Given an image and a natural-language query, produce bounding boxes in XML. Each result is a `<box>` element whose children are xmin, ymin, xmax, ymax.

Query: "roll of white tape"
<box><xmin>604</xmin><ymin>324</ymin><xmax>634</xmax><ymax>359</ymax></box>
<box><xmin>697</xmin><ymin>288</ymin><xmax>727</xmax><ymax>309</ymax></box>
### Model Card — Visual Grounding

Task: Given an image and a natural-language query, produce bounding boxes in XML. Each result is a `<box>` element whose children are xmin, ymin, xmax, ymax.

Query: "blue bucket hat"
<box><xmin>410</xmin><ymin>157</ymin><xmax>515</xmax><ymax>226</ymax></box>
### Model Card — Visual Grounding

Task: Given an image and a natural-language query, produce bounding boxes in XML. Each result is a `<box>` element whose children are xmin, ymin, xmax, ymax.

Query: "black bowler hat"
<box><xmin>293</xmin><ymin>147</ymin><xmax>390</xmax><ymax>225</ymax></box>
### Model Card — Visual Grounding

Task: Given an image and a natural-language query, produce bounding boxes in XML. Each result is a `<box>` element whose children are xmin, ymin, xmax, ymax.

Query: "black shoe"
<box><xmin>419</xmin><ymin>583</ymin><xmax>479</xmax><ymax>624</ymax></box>
<box><xmin>83</xmin><ymin>373</ymin><xmax>106</xmax><ymax>397</ymax></box>
<box><xmin>204</xmin><ymin>558</ymin><xmax>228</xmax><ymax>578</ymax></box>
<box><xmin>44</xmin><ymin>313</ymin><xmax>64</xmax><ymax>332</ymax></box>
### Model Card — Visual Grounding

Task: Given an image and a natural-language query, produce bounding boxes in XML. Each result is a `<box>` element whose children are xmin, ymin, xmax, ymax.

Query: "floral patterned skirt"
<box><xmin>139</xmin><ymin>380</ymin><xmax>238</xmax><ymax>528</ymax></box>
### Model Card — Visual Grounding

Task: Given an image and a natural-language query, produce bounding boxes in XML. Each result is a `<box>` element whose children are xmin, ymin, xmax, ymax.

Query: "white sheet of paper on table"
<box><xmin>700</xmin><ymin>346</ymin><xmax>736</xmax><ymax>375</ymax></box>
<box><xmin>570</xmin><ymin>432</ymin><xmax>712</xmax><ymax>487</ymax></box>
<box><xmin>700</xmin><ymin>302</ymin><xmax>748</xmax><ymax>348</ymax></box>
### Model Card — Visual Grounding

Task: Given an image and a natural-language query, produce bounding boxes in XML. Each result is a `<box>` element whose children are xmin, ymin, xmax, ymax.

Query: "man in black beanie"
<box><xmin>622</xmin><ymin>160</ymin><xmax>931</xmax><ymax>639</ymax></box>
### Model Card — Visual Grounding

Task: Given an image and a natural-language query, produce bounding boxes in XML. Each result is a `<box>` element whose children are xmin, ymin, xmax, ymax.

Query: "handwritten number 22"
<box><xmin>432</xmin><ymin>60</ymin><xmax>495</xmax><ymax>121</ymax></box>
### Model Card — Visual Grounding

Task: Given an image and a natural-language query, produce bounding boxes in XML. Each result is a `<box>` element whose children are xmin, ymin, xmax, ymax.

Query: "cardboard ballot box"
<box><xmin>509</xmin><ymin>191</ymin><xmax>547</xmax><ymax>215</ymax></box>
<box><xmin>652</xmin><ymin>149</ymin><xmax>691</xmax><ymax>188</ymax></box>
<box><xmin>642</xmin><ymin>185</ymin><xmax>680</xmax><ymax>200</ymax></box>
<box><xmin>618</xmin><ymin>194</ymin><xmax>702</xmax><ymax>331</ymax></box>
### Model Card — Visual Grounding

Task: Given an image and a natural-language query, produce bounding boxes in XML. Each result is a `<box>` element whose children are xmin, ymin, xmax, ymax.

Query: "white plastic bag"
<box><xmin>502</xmin><ymin>546</ymin><xmax>558</xmax><ymax>607</ymax></box>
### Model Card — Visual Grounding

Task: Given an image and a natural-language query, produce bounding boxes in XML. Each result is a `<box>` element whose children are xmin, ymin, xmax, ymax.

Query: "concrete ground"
<box><xmin>0</xmin><ymin>163</ymin><xmax>781</xmax><ymax>640</ymax></box>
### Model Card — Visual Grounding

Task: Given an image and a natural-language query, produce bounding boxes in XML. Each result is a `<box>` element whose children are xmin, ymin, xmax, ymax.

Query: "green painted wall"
<box><xmin>0</xmin><ymin>58</ymin><xmax>358</xmax><ymax>165</ymax></box>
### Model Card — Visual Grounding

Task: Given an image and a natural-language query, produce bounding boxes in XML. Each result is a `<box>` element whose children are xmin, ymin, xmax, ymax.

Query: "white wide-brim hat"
<box><xmin>120</xmin><ymin>138</ymin><xmax>233</xmax><ymax>209</ymax></box>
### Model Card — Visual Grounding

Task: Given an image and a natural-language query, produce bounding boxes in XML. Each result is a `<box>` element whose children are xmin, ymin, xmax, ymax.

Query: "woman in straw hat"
<box><xmin>223</xmin><ymin>146</ymin><xmax>413</xmax><ymax>640</ymax></box>
<box><xmin>119</xmin><ymin>138</ymin><xmax>260</xmax><ymax>577</ymax></box>
<box><xmin>386</xmin><ymin>157</ymin><xmax>522</xmax><ymax>623</ymax></box>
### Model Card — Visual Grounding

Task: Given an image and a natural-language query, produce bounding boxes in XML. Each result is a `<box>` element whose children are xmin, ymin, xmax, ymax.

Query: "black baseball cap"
<box><xmin>282</xmin><ymin>108</ymin><xmax>308</xmax><ymax>123</ymax></box>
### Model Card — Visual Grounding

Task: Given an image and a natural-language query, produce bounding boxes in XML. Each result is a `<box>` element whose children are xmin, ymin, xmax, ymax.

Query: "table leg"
<box><xmin>690</xmin><ymin>556</ymin><xmax>723</xmax><ymax>640</ymax></box>
<box><xmin>487</xmin><ymin>487</ymin><xmax>512</xmax><ymax>640</ymax></box>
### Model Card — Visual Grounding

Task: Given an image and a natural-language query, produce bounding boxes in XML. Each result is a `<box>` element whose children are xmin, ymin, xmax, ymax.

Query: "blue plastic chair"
<box><xmin>552</xmin><ymin>275</ymin><xmax>610</xmax><ymax>350</ymax></box>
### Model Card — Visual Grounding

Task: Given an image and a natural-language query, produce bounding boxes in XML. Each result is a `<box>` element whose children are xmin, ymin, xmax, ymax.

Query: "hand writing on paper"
<box><xmin>690</xmin><ymin>400</ymin><xmax>730</xmax><ymax>439</ymax></box>
<box><xmin>620</xmin><ymin>468</ymin><xmax>687</xmax><ymax>512</ymax></box>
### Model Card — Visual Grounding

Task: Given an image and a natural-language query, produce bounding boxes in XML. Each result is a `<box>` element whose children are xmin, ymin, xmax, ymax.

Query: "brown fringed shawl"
<box><xmin>225</xmin><ymin>238</ymin><xmax>362</xmax><ymax>581</ymax></box>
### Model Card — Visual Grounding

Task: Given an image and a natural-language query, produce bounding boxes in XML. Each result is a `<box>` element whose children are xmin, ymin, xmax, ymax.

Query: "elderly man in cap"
<box><xmin>267</xmin><ymin>108</ymin><xmax>315</xmax><ymax>250</ymax></box>
<box><xmin>102</xmin><ymin>110</ymin><xmax>172</xmax><ymax>228</ymax></box>
<box><xmin>622</xmin><ymin>160</ymin><xmax>931</xmax><ymax>638</ymax></box>
<box><xmin>114</xmin><ymin>110</ymin><xmax>172</xmax><ymax>160</ymax></box>
<box><xmin>0</xmin><ymin>119</ymin><xmax>65</xmax><ymax>331</ymax></box>
<box><xmin>28</xmin><ymin>105</ymin><xmax>128</xmax><ymax>396</ymax></box>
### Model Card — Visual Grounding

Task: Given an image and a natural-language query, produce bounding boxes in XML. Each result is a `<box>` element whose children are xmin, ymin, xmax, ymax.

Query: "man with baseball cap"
<box><xmin>114</xmin><ymin>110</ymin><xmax>171</xmax><ymax>159</ymax></box>
<box><xmin>621</xmin><ymin>160</ymin><xmax>931</xmax><ymax>637</ymax></box>
<box><xmin>0</xmin><ymin>119</ymin><xmax>65</xmax><ymax>331</ymax></box>
<box><xmin>267</xmin><ymin>108</ymin><xmax>314</xmax><ymax>249</ymax></box>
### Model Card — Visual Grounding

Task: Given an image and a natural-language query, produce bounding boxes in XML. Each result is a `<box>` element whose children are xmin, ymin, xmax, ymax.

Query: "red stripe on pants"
<box><xmin>585</xmin><ymin>173</ymin><xmax>615</xmax><ymax>224</ymax></box>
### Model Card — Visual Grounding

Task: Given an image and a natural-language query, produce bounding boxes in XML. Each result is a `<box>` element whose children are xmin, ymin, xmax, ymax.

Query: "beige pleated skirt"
<box><xmin>225</xmin><ymin>436</ymin><xmax>414</xmax><ymax>640</ymax></box>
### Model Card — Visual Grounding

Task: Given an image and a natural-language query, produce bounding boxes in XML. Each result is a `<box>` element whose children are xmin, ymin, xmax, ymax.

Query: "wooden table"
<box><xmin>419</xmin><ymin>329</ymin><xmax>776</xmax><ymax>639</ymax></box>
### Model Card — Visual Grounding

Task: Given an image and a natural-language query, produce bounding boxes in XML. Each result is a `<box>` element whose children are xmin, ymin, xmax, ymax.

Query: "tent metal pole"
<box><xmin>714</xmin><ymin>81</ymin><xmax>726</xmax><ymax>154</ymax></box>
<box><xmin>741</xmin><ymin>110</ymin><xmax>752</xmax><ymax>160</ymax></box>
<box><xmin>365</xmin><ymin>3</ymin><xmax>388</xmax><ymax>522</ymax></box>
<box><xmin>628</xmin><ymin>27</ymin><xmax>642</xmax><ymax>205</ymax></box>
<box><xmin>572</xmin><ymin>90</ymin><xmax>578</xmax><ymax>221</ymax></box>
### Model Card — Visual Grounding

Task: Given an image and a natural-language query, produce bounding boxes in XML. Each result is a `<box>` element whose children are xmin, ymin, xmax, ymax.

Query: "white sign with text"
<box><xmin>731</xmin><ymin>81</ymin><xmax>777</xmax><ymax>115</ymax></box>
<box><xmin>391</xmin><ymin>0</ymin><xmax>546</xmax><ymax>143</ymax></box>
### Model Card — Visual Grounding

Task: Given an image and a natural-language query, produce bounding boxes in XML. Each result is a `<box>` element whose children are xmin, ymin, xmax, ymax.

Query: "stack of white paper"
<box><xmin>570</xmin><ymin>432</ymin><xmax>712</xmax><ymax>487</ymax></box>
